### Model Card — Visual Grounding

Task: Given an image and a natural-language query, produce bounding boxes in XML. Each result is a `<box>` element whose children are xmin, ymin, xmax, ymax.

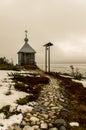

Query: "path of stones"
<box><xmin>9</xmin><ymin>73</ymin><xmax>67</xmax><ymax>130</ymax></box>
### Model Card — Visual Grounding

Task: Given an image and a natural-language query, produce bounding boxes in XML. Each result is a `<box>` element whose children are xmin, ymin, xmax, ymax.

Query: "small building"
<box><xmin>18</xmin><ymin>31</ymin><xmax>36</xmax><ymax>65</ymax></box>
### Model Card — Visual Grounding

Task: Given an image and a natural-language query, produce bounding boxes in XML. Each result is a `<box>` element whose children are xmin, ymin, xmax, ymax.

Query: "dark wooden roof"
<box><xmin>18</xmin><ymin>43</ymin><xmax>36</xmax><ymax>53</ymax></box>
<box><xmin>43</xmin><ymin>42</ymin><xmax>53</xmax><ymax>47</ymax></box>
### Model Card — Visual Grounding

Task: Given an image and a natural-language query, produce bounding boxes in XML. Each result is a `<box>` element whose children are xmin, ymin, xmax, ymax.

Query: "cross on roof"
<box><xmin>25</xmin><ymin>30</ymin><xmax>28</xmax><ymax>38</ymax></box>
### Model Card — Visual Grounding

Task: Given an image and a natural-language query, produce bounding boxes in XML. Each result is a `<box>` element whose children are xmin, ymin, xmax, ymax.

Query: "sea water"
<box><xmin>38</xmin><ymin>63</ymin><xmax>86</xmax><ymax>87</ymax></box>
<box><xmin>38</xmin><ymin>63</ymin><xmax>86</xmax><ymax>77</ymax></box>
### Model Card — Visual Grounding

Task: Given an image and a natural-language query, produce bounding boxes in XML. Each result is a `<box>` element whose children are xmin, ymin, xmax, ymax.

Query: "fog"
<box><xmin>0</xmin><ymin>0</ymin><xmax>86</xmax><ymax>64</ymax></box>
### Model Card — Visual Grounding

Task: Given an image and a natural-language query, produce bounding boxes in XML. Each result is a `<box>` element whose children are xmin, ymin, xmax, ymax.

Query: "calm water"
<box><xmin>38</xmin><ymin>63</ymin><xmax>86</xmax><ymax>77</ymax></box>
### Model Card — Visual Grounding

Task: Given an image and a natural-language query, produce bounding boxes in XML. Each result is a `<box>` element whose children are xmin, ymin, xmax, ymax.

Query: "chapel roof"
<box><xmin>18</xmin><ymin>42</ymin><xmax>36</xmax><ymax>53</ymax></box>
<box><xmin>18</xmin><ymin>30</ymin><xmax>36</xmax><ymax>53</ymax></box>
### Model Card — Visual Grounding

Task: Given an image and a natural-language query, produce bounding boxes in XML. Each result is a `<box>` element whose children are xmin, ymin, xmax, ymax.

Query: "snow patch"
<box><xmin>72</xmin><ymin>79</ymin><xmax>86</xmax><ymax>88</ymax></box>
<box><xmin>0</xmin><ymin>89</ymin><xmax>29</xmax><ymax>109</ymax></box>
<box><xmin>0</xmin><ymin>70</ymin><xmax>35</xmax><ymax>129</ymax></box>
<box><xmin>17</xmin><ymin>105</ymin><xmax>33</xmax><ymax>113</ymax></box>
<box><xmin>0</xmin><ymin>114</ymin><xmax>23</xmax><ymax>130</ymax></box>
<box><xmin>0</xmin><ymin>113</ymin><xmax>5</xmax><ymax>119</ymax></box>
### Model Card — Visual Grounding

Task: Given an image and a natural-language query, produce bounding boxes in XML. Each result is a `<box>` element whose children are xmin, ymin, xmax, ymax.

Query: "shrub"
<box><xmin>0</xmin><ymin>105</ymin><xmax>11</xmax><ymax>118</ymax></box>
<box><xmin>70</xmin><ymin>65</ymin><xmax>82</xmax><ymax>80</ymax></box>
<box><xmin>5</xmin><ymin>85</ymin><xmax>12</xmax><ymax>95</ymax></box>
<box><xmin>14</xmin><ymin>82</ymin><xmax>29</xmax><ymax>92</ymax></box>
<box><xmin>16</xmin><ymin>93</ymin><xmax>39</xmax><ymax>104</ymax></box>
<box><xmin>0</xmin><ymin>57</ymin><xmax>10</xmax><ymax>65</ymax></box>
<box><xmin>13</xmin><ymin>75</ymin><xmax>49</xmax><ymax>85</ymax></box>
<box><xmin>0</xmin><ymin>105</ymin><xmax>21</xmax><ymax>118</ymax></box>
<box><xmin>70</xmin><ymin>65</ymin><xmax>74</xmax><ymax>77</ymax></box>
<box><xmin>23</xmin><ymin>65</ymin><xmax>39</xmax><ymax>70</ymax></box>
<box><xmin>16</xmin><ymin>96</ymin><xmax>30</xmax><ymax>105</ymax></box>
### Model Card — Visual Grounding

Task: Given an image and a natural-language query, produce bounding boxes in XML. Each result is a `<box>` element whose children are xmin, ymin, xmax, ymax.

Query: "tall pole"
<box><xmin>45</xmin><ymin>46</ymin><xmax>47</xmax><ymax>72</ymax></box>
<box><xmin>48</xmin><ymin>46</ymin><xmax>50</xmax><ymax>73</ymax></box>
<box><xmin>43</xmin><ymin>42</ymin><xmax>53</xmax><ymax>73</ymax></box>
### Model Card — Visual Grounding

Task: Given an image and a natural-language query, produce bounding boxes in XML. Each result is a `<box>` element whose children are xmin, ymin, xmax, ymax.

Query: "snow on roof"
<box><xmin>18</xmin><ymin>43</ymin><xmax>36</xmax><ymax>53</ymax></box>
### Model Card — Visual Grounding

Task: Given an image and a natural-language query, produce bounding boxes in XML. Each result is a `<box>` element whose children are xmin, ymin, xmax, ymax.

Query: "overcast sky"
<box><xmin>0</xmin><ymin>0</ymin><xmax>86</xmax><ymax>64</ymax></box>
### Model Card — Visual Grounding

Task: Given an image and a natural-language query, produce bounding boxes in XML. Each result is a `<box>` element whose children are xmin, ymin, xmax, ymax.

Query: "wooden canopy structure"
<box><xmin>43</xmin><ymin>42</ymin><xmax>53</xmax><ymax>72</ymax></box>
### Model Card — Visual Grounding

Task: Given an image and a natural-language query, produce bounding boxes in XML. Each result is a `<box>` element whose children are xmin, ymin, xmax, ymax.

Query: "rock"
<box><xmin>12</xmin><ymin>124</ymin><xmax>22</xmax><ymax>130</ymax></box>
<box><xmin>28</xmin><ymin>102</ymin><xmax>37</xmax><ymax>106</ymax></box>
<box><xmin>32</xmin><ymin>125</ymin><xmax>39</xmax><ymax>129</ymax></box>
<box><xmin>31</xmin><ymin>110</ymin><xmax>37</xmax><ymax>114</ymax></box>
<box><xmin>54</xmin><ymin>119</ymin><xmax>67</xmax><ymax>127</ymax></box>
<box><xmin>23</xmin><ymin>126</ymin><xmax>30</xmax><ymax>130</ymax></box>
<box><xmin>48</xmin><ymin>123</ymin><xmax>53</xmax><ymax>127</ymax></box>
<box><xmin>40</xmin><ymin>120</ymin><xmax>44</xmax><ymax>123</ymax></box>
<box><xmin>40</xmin><ymin>123</ymin><xmax>48</xmax><ymax>129</ymax></box>
<box><xmin>61</xmin><ymin>108</ymin><xmax>69</xmax><ymax>112</ymax></box>
<box><xmin>0</xmin><ymin>123</ymin><xmax>4</xmax><ymax>127</ymax></box>
<box><xmin>44</xmin><ymin>102</ymin><xmax>49</xmax><ymax>107</ymax></box>
<box><xmin>24</xmin><ymin>117</ymin><xmax>30</xmax><ymax>122</ymax></box>
<box><xmin>7</xmin><ymin>126</ymin><xmax>13</xmax><ymax>130</ymax></box>
<box><xmin>21</xmin><ymin>121</ymin><xmax>27</xmax><ymax>126</ymax></box>
<box><xmin>30</xmin><ymin>116</ymin><xmax>39</xmax><ymax>123</ymax></box>
<box><xmin>31</xmin><ymin>121</ymin><xmax>37</xmax><ymax>126</ymax></box>
<box><xmin>23</xmin><ymin>126</ymin><xmax>34</xmax><ymax>130</ymax></box>
<box><xmin>60</xmin><ymin>110</ymin><xmax>68</xmax><ymax>118</ymax></box>
<box><xmin>49</xmin><ymin>128</ymin><xmax>58</xmax><ymax>130</ymax></box>
<box><xmin>59</xmin><ymin>125</ymin><xmax>66</xmax><ymax>130</ymax></box>
<box><xmin>51</xmin><ymin>107</ymin><xmax>59</xmax><ymax>110</ymax></box>
<box><xmin>49</xmin><ymin>103</ymin><xmax>54</xmax><ymax>107</ymax></box>
<box><xmin>69</xmin><ymin>122</ymin><xmax>79</xmax><ymax>127</ymax></box>
<box><xmin>49</xmin><ymin>112</ymin><xmax>55</xmax><ymax>117</ymax></box>
<box><xmin>41</xmin><ymin>114</ymin><xmax>49</xmax><ymax>119</ymax></box>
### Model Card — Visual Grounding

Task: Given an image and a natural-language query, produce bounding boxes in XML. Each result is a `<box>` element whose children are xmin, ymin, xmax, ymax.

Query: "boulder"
<box><xmin>59</xmin><ymin>125</ymin><xmax>66</xmax><ymax>130</ymax></box>
<box><xmin>40</xmin><ymin>123</ymin><xmax>48</xmax><ymax>129</ymax></box>
<box><xmin>54</xmin><ymin>119</ymin><xmax>67</xmax><ymax>127</ymax></box>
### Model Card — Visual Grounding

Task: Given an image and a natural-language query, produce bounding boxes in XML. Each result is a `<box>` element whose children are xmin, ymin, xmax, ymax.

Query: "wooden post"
<box><xmin>48</xmin><ymin>46</ymin><xmax>50</xmax><ymax>72</ymax></box>
<box><xmin>43</xmin><ymin>42</ymin><xmax>53</xmax><ymax>73</ymax></box>
<box><xmin>45</xmin><ymin>46</ymin><xmax>47</xmax><ymax>72</ymax></box>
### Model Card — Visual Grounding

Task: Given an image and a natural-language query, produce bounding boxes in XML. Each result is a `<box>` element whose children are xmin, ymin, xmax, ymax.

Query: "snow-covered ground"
<box><xmin>0</xmin><ymin>70</ymin><xmax>33</xmax><ymax>130</ymax></box>
<box><xmin>72</xmin><ymin>79</ymin><xmax>86</xmax><ymax>88</ymax></box>
<box><xmin>60</xmin><ymin>74</ymin><xmax>86</xmax><ymax>87</ymax></box>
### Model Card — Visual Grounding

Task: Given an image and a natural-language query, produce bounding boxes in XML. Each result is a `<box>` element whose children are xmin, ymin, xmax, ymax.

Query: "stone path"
<box><xmin>8</xmin><ymin>74</ymin><xmax>67</xmax><ymax>130</ymax></box>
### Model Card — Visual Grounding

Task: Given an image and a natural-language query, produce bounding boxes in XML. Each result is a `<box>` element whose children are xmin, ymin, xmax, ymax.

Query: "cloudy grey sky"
<box><xmin>0</xmin><ymin>0</ymin><xmax>86</xmax><ymax>64</ymax></box>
